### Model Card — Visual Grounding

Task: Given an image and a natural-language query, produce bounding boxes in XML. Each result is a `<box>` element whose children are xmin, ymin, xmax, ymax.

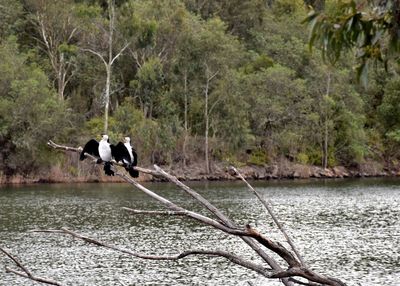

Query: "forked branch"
<box><xmin>31</xmin><ymin>228</ymin><xmax>271</xmax><ymax>277</ymax></box>
<box><xmin>229</xmin><ymin>166</ymin><xmax>305</xmax><ymax>266</ymax></box>
<box><xmin>0</xmin><ymin>246</ymin><xmax>63</xmax><ymax>286</ymax></box>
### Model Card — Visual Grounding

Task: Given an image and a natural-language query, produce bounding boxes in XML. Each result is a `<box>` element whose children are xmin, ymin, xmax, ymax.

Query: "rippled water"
<box><xmin>0</xmin><ymin>178</ymin><xmax>399</xmax><ymax>286</ymax></box>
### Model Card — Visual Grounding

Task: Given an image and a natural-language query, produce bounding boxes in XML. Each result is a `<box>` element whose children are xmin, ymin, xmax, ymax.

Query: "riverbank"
<box><xmin>1</xmin><ymin>158</ymin><xmax>398</xmax><ymax>184</ymax></box>
<box><xmin>159</xmin><ymin>158</ymin><xmax>397</xmax><ymax>181</ymax></box>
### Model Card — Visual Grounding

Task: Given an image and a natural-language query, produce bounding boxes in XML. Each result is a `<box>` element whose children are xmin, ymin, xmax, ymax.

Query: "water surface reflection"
<box><xmin>0</xmin><ymin>178</ymin><xmax>399</xmax><ymax>285</ymax></box>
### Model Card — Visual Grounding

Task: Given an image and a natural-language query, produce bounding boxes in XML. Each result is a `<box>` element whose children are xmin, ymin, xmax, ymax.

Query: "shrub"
<box><xmin>247</xmin><ymin>149</ymin><xmax>269</xmax><ymax>166</ymax></box>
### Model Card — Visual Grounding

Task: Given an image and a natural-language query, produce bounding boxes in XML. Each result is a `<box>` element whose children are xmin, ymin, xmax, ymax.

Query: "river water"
<box><xmin>0</xmin><ymin>178</ymin><xmax>399</xmax><ymax>286</ymax></box>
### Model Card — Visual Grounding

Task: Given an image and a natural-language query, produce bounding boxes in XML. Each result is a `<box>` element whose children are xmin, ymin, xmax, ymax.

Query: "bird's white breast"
<box><xmin>124</xmin><ymin>142</ymin><xmax>134</xmax><ymax>161</ymax></box>
<box><xmin>99</xmin><ymin>140</ymin><xmax>112</xmax><ymax>161</ymax></box>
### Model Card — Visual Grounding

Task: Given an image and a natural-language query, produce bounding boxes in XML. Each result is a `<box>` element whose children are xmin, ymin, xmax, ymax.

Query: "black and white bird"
<box><xmin>112</xmin><ymin>137</ymin><xmax>139</xmax><ymax>178</ymax></box>
<box><xmin>80</xmin><ymin>134</ymin><xmax>114</xmax><ymax>176</ymax></box>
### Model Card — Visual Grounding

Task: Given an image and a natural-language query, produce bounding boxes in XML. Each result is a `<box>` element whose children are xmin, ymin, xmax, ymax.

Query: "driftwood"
<box><xmin>0</xmin><ymin>247</ymin><xmax>63</xmax><ymax>286</ymax></box>
<box><xmin>0</xmin><ymin>140</ymin><xmax>347</xmax><ymax>286</ymax></box>
<box><xmin>229</xmin><ymin>166</ymin><xmax>305</xmax><ymax>265</ymax></box>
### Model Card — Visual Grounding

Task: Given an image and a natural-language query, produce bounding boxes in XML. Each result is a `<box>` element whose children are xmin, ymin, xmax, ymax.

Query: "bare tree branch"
<box><xmin>115</xmin><ymin>172</ymin><xmax>265</xmax><ymax>238</ymax></box>
<box><xmin>81</xmin><ymin>48</ymin><xmax>108</xmax><ymax>68</ymax></box>
<box><xmin>118</xmin><ymin>176</ymin><xmax>300</xmax><ymax>269</ymax></box>
<box><xmin>150</xmin><ymin>165</ymin><xmax>292</xmax><ymax>279</ymax></box>
<box><xmin>31</xmin><ymin>228</ymin><xmax>271</xmax><ymax>277</ymax></box>
<box><xmin>110</xmin><ymin>42</ymin><xmax>130</xmax><ymax>66</ymax></box>
<box><xmin>227</xmin><ymin>169</ymin><xmax>348</xmax><ymax>286</ymax></box>
<box><xmin>122</xmin><ymin>207</ymin><xmax>187</xmax><ymax>216</ymax></box>
<box><xmin>117</xmin><ymin>279</ymin><xmax>128</xmax><ymax>286</ymax></box>
<box><xmin>270</xmin><ymin>268</ymin><xmax>346</xmax><ymax>286</ymax></box>
<box><xmin>242</xmin><ymin>225</ymin><xmax>300</xmax><ymax>268</ymax></box>
<box><xmin>0</xmin><ymin>247</ymin><xmax>32</xmax><ymax>276</ymax></box>
<box><xmin>46</xmin><ymin>140</ymin><xmax>297</xmax><ymax>285</ymax></box>
<box><xmin>0</xmin><ymin>247</ymin><xmax>63</xmax><ymax>286</ymax></box>
<box><xmin>48</xmin><ymin>141</ymin><xmax>288</xmax><ymax>242</ymax></box>
<box><xmin>42</xmin><ymin>140</ymin><xmax>347</xmax><ymax>286</ymax></box>
<box><xmin>230</xmin><ymin>166</ymin><xmax>306</xmax><ymax>266</ymax></box>
<box><xmin>47</xmin><ymin>140</ymin><xmax>159</xmax><ymax>176</ymax></box>
<box><xmin>129</xmin><ymin>49</ymin><xmax>142</xmax><ymax>68</ymax></box>
<box><xmin>288</xmin><ymin>278</ymin><xmax>323</xmax><ymax>286</ymax></box>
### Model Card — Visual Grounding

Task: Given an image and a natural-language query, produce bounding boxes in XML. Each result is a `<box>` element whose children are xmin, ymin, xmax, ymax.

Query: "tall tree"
<box><xmin>0</xmin><ymin>37</ymin><xmax>70</xmax><ymax>175</ymax></box>
<box><xmin>119</xmin><ymin>0</ymin><xmax>185</xmax><ymax>68</ymax></box>
<box><xmin>26</xmin><ymin>0</ymin><xmax>80</xmax><ymax>100</ymax></box>
<box><xmin>81</xmin><ymin>0</ymin><xmax>129</xmax><ymax>134</ymax></box>
<box><xmin>194</xmin><ymin>18</ymin><xmax>244</xmax><ymax>173</ymax></box>
<box><xmin>120</xmin><ymin>0</ymin><xmax>189</xmax><ymax>118</ymax></box>
<box><xmin>244</xmin><ymin>64</ymin><xmax>309</xmax><ymax>158</ymax></box>
<box><xmin>167</xmin><ymin>11</ymin><xmax>204</xmax><ymax>166</ymax></box>
<box><xmin>129</xmin><ymin>57</ymin><xmax>165</xmax><ymax>119</ymax></box>
<box><xmin>305</xmin><ymin>57</ymin><xmax>367</xmax><ymax>167</ymax></box>
<box><xmin>120</xmin><ymin>0</ymin><xmax>204</xmax><ymax>165</ymax></box>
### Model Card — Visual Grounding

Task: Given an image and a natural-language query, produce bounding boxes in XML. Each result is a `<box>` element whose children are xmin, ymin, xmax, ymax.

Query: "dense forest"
<box><xmin>1</xmin><ymin>0</ymin><xmax>400</xmax><ymax>180</ymax></box>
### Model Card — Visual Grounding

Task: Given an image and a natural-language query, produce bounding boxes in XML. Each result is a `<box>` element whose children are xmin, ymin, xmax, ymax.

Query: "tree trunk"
<box><xmin>57</xmin><ymin>53</ymin><xmax>65</xmax><ymax>101</ymax></box>
<box><xmin>34</xmin><ymin>7</ymin><xmax>77</xmax><ymax>102</ymax></box>
<box><xmin>104</xmin><ymin>0</ymin><xmax>114</xmax><ymax>135</ymax></box>
<box><xmin>322</xmin><ymin>70</ymin><xmax>331</xmax><ymax>169</ymax></box>
<box><xmin>323</xmin><ymin>118</ymin><xmax>328</xmax><ymax>169</ymax></box>
<box><xmin>203</xmin><ymin>66</ymin><xmax>219</xmax><ymax>174</ymax></box>
<box><xmin>82</xmin><ymin>0</ymin><xmax>129</xmax><ymax>134</ymax></box>
<box><xmin>205</xmin><ymin>76</ymin><xmax>210</xmax><ymax>174</ymax></box>
<box><xmin>183</xmin><ymin>70</ymin><xmax>188</xmax><ymax>167</ymax></box>
<box><xmin>104</xmin><ymin>66</ymin><xmax>111</xmax><ymax>134</ymax></box>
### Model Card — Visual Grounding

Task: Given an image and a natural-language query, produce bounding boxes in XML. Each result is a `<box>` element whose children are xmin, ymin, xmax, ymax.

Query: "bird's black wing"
<box><xmin>128</xmin><ymin>147</ymin><xmax>139</xmax><ymax>178</ymax></box>
<box><xmin>131</xmin><ymin>148</ymin><xmax>138</xmax><ymax>166</ymax></box>
<box><xmin>103</xmin><ymin>161</ymin><xmax>114</xmax><ymax>176</ymax></box>
<box><xmin>80</xmin><ymin>139</ymin><xmax>99</xmax><ymax>160</ymax></box>
<box><xmin>111</xmin><ymin>142</ymin><xmax>131</xmax><ymax>164</ymax></box>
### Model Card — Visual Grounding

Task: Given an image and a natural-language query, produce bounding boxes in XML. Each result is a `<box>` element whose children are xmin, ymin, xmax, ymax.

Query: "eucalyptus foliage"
<box><xmin>1</xmin><ymin>0</ymin><xmax>399</xmax><ymax>177</ymax></box>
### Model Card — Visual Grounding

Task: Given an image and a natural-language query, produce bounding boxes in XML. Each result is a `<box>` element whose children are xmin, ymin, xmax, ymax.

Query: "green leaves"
<box><xmin>74</xmin><ymin>3</ymin><xmax>101</xmax><ymax>19</ymax></box>
<box><xmin>1</xmin><ymin>0</ymin><xmax>399</xmax><ymax>174</ymax></box>
<box><xmin>0</xmin><ymin>0</ymin><xmax>23</xmax><ymax>38</ymax></box>
<box><xmin>0</xmin><ymin>38</ymin><xmax>71</xmax><ymax>174</ymax></box>
<box><xmin>58</xmin><ymin>43</ymin><xmax>79</xmax><ymax>57</ymax></box>
<box><xmin>305</xmin><ymin>0</ymin><xmax>400</xmax><ymax>83</ymax></box>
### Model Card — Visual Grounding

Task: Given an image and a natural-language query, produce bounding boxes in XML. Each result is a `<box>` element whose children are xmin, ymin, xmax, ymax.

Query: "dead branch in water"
<box><xmin>0</xmin><ymin>246</ymin><xmax>64</xmax><ymax>286</ymax></box>
<box><xmin>229</xmin><ymin>166</ymin><xmax>305</xmax><ymax>266</ymax></box>
<box><xmin>5</xmin><ymin>140</ymin><xmax>347</xmax><ymax>286</ymax></box>
<box><xmin>30</xmin><ymin>227</ymin><xmax>271</xmax><ymax>277</ymax></box>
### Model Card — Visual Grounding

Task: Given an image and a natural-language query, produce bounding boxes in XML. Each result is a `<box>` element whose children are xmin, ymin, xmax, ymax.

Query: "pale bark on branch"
<box><xmin>0</xmin><ymin>246</ymin><xmax>63</xmax><ymax>286</ymax></box>
<box><xmin>151</xmin><ymin>165</ymin><xmax>294</xmax><ymax>282</ymax></box>
<box><xmin>118</xmin><ymin>170</ymin><xmax>306</xmax><ymax>272</ymax></box>
<box><xmin>229</xmin><ymin>166</ymin><xmax>305</xmax><ymax>266</ymax></box>
<box><xmin>30</xmin><ymin>228</ymin><xmax>271</xmax><ymax>277</ymax></box>
<box><xmin>122</xmin><ymin>207</ymin><xmax>187</xmax><ymax>216</ymax></box>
